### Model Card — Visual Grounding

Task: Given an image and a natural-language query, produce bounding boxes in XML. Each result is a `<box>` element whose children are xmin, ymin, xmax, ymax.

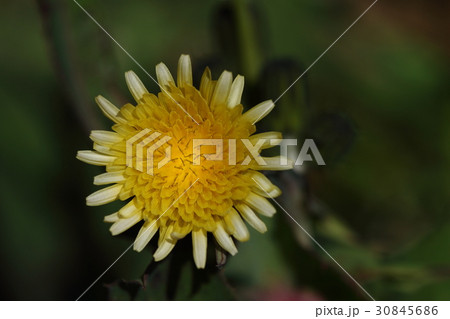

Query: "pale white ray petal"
<box><xmin>76</xmin><ymin>150</ymin><xmax>116</xmax><ymax>166</ymax></box>
<box><xmin>125</xmin><ymin>71</ymin><xmax>149</xmax><ymax>102</ymax></box>
<box><xmin>95</xmin><ymin>95</ymin><xmax>126</xmax><ymax>124</ymax></box>
<box><xmin>170</xmin><ymin>232</ymin><xmax>188</xmax><ymax>240</ymax></box>
<box><xmin>226</xmin><ymin>75</ymin><xmax>244</xmax><ymax>109</ymax></box>
<box><xmin>93</xmin><ymin>143</ymin><xmax>116</xmax><ymax>156</ymax></box>
<box><xmin>235</xmin><ymin>203</ymin><xmax>267</xmax><ymax>233</ymax></box>
<box><xmin>210</xmin><ymin>71</ymin><xmax>232</xmax><ymax>109</ymax></box>
<box><xmin>255</xmin><ymin>156</ymin><xmax>294</xmax><ymax>170</ymax></box>
<box><xmin>103</xmin><ymin>212</ymin><xmax>119</xmax><ymax>223</ymax></box>
<box><xmin>252</xmin><ymin>186</ymin><xmax>281</xmax><ymax>199</ymax></box>
<box><xmin>118</xmin><ymin>200</ymin><xmax>141</xmax><ymax>218</ymax></box>
<box><xmin>110</xmin><ymin>213</ymin><xmax>142</xmax><ymax>236</ymax></box>
<box><xmin>242</xmin><ymin>100</ymin><xmax>275</xmax><ymax>124</ymax></box>
<box><xmin>156</xmin><ymin>62</ymin><xmax>175</xmax><ymax>89</ymax></box>
<box><xmin>90</xmin><ymin>130</ymin><xmax>123</xmax><ymax>145</ymax></box>
<box><xmin>133</xmin><ymin>220</ymin><xmax>159</xmax><ymax>252</ymax></box>
<box><xmin>225</xmin><ymin>208</ymin><xmax>249</xmax><ymax>242</ymax></box>
<box><xmin>213</xmin><ymin>223</ymin><xmax>237</xmax><ymax>255</ymax></box>
<box><xmin>192</xmin><ymin>228</ymin><xmax>208</xmax><ymax>269</ymax></box>
<box><xmin>177</xmin><ymin>54</ymin><xmax>193</xmax><ymax>88</ymax></box>
<box><xmin>86</xmin><ymin>184</ymin><xmax>123</xmax><ymax>206</ymax></box>
<box><xmin>157</xmin><ymin>224</ymin><xmax>173</xmax><ymax>246</ymax></box>
<box><xmin>153</xmin><ymin>240</ymin><xmax>176</xmax><ymax>261</ymax></box>
<box><xmin>243</xmin><ymin>192</ymin><xmax>277</xmax><ymax>217</ymax></box>
<box><xmin>94</xmin><ymin>171</ymin><xmax>126</xmax><ymax>185</ymax></box>
<box><xmin>249</xmin><ymin>131</ymin><xmax>282</xmax><ymax>149</ymax></box>
<box><xmin>249</xmin><ymin>171</ymin><xmax>281</xmax><ymax>198</ymax></box>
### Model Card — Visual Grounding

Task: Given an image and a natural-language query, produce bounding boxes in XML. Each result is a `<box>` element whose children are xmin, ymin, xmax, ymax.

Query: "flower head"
<box><xmin>77</xmin><ymin>55</ymin><xmax>292</xmax><ymax>268</ymax></box>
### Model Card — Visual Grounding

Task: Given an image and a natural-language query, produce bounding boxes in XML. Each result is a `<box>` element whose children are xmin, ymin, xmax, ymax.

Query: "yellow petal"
<box><xmin>200</xmin><ymin>67</ymin><xmax>213</xmax><ymax>102</ymax></box>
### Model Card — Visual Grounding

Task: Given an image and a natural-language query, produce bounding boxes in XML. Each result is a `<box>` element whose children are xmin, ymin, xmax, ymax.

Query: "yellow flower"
<box><xmin>77</xmin><ymin>55</ymin><xmax>292</xmax><ymax>268</ymax></box>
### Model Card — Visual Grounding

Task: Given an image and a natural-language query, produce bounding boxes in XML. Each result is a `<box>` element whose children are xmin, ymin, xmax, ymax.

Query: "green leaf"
<box><xmin>388</xmin><ymin>222</ymin><xmax>450</xmax><ymax>268</ymax></box>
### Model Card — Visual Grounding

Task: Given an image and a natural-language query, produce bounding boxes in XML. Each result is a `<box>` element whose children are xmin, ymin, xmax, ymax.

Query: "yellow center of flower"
<box><xmin>114</xmin><ymin>84</ymin><xmax>255</xmax><ymax>234</ymax></box>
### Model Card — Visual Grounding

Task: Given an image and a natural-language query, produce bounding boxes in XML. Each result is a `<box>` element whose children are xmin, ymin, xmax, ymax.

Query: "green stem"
<box><xmin>36</xmin><ymin>0</ymin><xmax>100</xmax><ymax>132</ymax></box>
<box><xmin>232</xmin><ymin>0</ymin><xmax>263</xmax><ymax>83</ymax></box>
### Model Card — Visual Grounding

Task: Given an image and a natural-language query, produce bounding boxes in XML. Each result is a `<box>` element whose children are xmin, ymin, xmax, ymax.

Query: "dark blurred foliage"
<box><xmin>0</xmin><ymin>0</ymin><xmax>449</xmax><ymax>300</ymax></box>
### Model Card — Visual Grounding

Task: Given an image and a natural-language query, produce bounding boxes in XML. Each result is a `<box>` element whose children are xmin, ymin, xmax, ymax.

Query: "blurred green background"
<box><xmin>0</xmin><ymin>0</ymin><xmax>449</xmax><ymax>300</ymax></box>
